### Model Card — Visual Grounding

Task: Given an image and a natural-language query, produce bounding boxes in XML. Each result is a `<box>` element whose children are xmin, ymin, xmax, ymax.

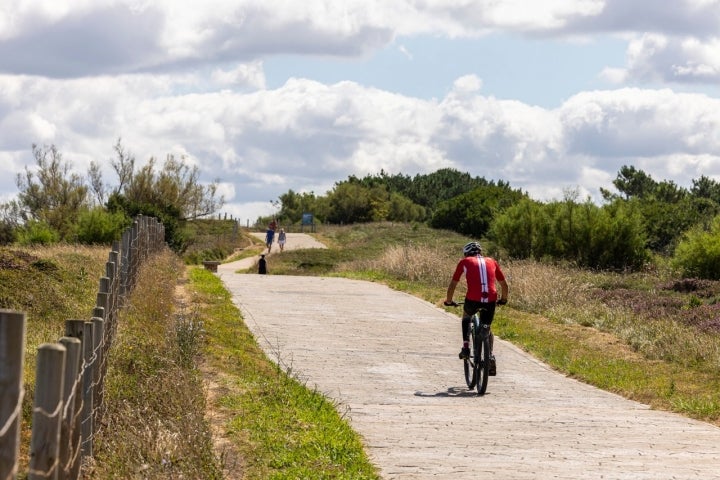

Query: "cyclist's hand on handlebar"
<box><xmin>496</xmin><ymin>298</ymin><xmax>507</xmax><ymax>306</ymax></box>
<box><xmin>444</xmin><ymin>300</ymin><xmax>458</xmax><ymax>307</ymax></box>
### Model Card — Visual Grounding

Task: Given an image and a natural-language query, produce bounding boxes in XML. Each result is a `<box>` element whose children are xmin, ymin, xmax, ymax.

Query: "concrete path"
<box><xmin>217</xmin><ymin>235</ymin><xmax>720</xmax><ymax>479</ymax></box>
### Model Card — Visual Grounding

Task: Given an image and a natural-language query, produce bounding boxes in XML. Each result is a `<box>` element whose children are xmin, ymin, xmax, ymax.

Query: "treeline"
<box><xmin>272</xmin><ymin>168</ymin><xmax>524</xmax><ymax>227</ymax></box>
<box><xmin>5</xmin><ymin>140</ymin><xmax>720</xmax><ymax>278</ymax></box>
<box><xmin>270</xmin><ymin>166</ymin><xmax>720</xmax><ymax>277</ymax></box>
<box><xmin>0</xmin><ymin>141</ymin><xmax>224</xmax><ymax>251</ymax></box>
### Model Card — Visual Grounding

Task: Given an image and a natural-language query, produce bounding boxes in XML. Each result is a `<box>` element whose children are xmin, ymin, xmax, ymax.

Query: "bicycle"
<box><xmin>445</xmin><ymin>302</ymin><xmax>497</xmax><ymax>395</ymax></box>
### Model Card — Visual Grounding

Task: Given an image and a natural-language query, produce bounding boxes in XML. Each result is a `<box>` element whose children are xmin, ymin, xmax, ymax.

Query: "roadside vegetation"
<box><xmin>266</xmin><ymin>222</ymin><xmax>720</xmax><ymax>425</ymax></box>
<box><xmin>2</xmin><ymin>234</ymin><xmax>379</xmax><ymax>479</ymax></box>
<box><xmin>6</xmin><ymin>218</ymin><xmax>720</xmax><ymax>478</ymax></box>
<box><xmin>190</xmin><ymin>266</ymin><xmax>379</xmax><ymax>479</ymax></box>
<box><xmin>90</xmin><ymin>249</ymin><xmax>223</xmax><ymax>478</ymax></box>
<box><xmin>0</xmin><ymin>245</ymin><xmax>107</xmax><ymax>475</ymax></box>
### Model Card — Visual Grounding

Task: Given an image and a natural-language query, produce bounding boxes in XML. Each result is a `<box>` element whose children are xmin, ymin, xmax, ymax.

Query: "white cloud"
<box><xmin>617</xmin><ymin>33</ymin><xmax>720</xmax><ymax>83</ymax></box>
<box><xmin>599</xmin><ymin>67</ymin><xmax>627</xmax><ymax>84</ymax></box>
<box><xmin>211</xmin><ymin>61</ymin><xmax>266</xmax><ymax>89</ymax></box>
<box><xmin>452</xmin><ymin>74</ymin><xmax>483</xmax><ymax>93</ymax></box>
<box><xmin>3</xmin><ymin>2</ymin><xmax>720</xmax><ymax>219</ymax></box>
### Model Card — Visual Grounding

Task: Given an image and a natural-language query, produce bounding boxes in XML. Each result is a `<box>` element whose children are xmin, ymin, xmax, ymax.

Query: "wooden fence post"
<box><xmin>90</xmin><ymin>317</ymin><xmax>105</xmax><ymax>422</ymax></box>
<box><xmin>58</xmin><ymin>337</ymin><xmax>82</xmax><ymax>480</ymax></box>
<box><xmin>64</xmin><ymin>320</ymin><xmax>85</xmax><ymax>480</ymax></box>
<box><xmin>80</xmin><ymin>321</ymin><xmax>94</xmax><ymax>458</ymax></box>
<box><xmin>28</xmin><ymin>343</ymin><xmax>66</xmax><ymax>480</ymax></box>
<box><xmin>0</xmin><ymin>310</ymin><xmax>26</xmax><ymax>480</ymax></box>
<box><xmin>129</xmin><ymin>220</ymin><xmax>139</xmax><ymax>292</ymax></box>
<box><xmin>120</xmin><ymin>229</ymin><xmax>131</xmax><ymax>304</ymax></box>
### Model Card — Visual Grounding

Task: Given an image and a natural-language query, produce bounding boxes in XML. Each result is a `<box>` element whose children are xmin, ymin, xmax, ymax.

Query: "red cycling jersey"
<box><xmin>452</xmin><ymin>255</ymin><xmax>505</xmax><ymax>303</ymax></box>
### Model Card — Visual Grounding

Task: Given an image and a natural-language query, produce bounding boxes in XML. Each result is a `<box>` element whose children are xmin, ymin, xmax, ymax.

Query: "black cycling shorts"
<box><xmin>463</xmin><ymin>299</ymin><xmax>496</xmax><ymax>325</ymax></box>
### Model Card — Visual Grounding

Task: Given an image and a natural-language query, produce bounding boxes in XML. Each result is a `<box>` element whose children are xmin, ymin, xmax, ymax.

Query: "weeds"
<box><xmin>175</xmin><ymin>307</ymin><xmax>205</xmax><ymax>368</ymax></box>
<box><xmin>93</xmin><ymin>249</ymin><xmax>223</xmax><ymax>479</ymax></box>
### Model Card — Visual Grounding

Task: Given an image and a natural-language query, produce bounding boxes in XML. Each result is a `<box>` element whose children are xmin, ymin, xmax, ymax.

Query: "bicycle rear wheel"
<box><xmin>476</xmin><ymin>325</ymin><xmax>490</xmax><ymax>395</ymax></box>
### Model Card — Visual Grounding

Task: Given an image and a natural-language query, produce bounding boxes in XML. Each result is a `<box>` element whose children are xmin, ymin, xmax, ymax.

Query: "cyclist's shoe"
<box><xmin>458</xmin><ymin>347</ymin><xmax>470</xmax><ymax>360</ymax></box>
<box><xmin>489</xmin><ymin>355</ymin><xmax>497</xmax><ymax>376</ymax></box>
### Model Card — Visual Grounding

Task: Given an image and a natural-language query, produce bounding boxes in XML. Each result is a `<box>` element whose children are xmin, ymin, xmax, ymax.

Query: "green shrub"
<box><xmin>75</xmin><ymin>207</ymin><xmax>131</xmax><ymax>244</ymax></box>
<box><xmin>673</xmin><ymin>216</ymin><xmax>720</xmax><ymax>279</ymax></box>
<box><xmin>15</xmin><ymin>220</ymin><xmax>59</xmax><ymax>245</ymax></box>
<box><xmin>490</xmin><ymin>198</ymin><xmax>648</xmax><ymax>270</ymax></box>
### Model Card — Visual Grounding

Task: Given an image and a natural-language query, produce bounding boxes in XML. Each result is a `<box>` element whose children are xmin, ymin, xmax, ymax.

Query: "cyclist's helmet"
<box><xmin>463</xmin><ymin>241</ymin><xmax>482</xmax><ymax>257</ymax></box>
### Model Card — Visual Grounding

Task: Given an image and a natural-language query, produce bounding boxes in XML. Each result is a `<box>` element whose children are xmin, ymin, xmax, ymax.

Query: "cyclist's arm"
<box><xmin>445</xmin><ymin>279</ymin><xmax>459</xmax><ymax>304</ymax></box>
<box><xmin>498</xmin><ymin>278</ymin><xmax>509</xmax><ymax>303</ymax></box>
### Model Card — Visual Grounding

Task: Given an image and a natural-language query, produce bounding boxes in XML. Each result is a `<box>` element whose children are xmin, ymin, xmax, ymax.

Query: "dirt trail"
<box><xmin>216</xmin><ymin>234</ymin><xmax>720</xmax><ymax>479</ymax></box>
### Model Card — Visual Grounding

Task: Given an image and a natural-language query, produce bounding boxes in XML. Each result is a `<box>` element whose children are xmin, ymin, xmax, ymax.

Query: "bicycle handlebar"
<box><xmin>444</xmin><ymin>299</ymin><xmax>507</xmax><ymax>307</ymax></box>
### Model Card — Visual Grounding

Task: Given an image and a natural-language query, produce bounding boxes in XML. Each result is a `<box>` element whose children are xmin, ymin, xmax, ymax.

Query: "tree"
<box><xmin>691</xmin><ymin>175</ymin><xmax>720</xmax><ymax>205</ymax></box>
<box><xmin>111</xmin><ymin>138</ymin><xmax>135</xmax><ymax>195</ymax></box>
<box><xmin>88</xmin><ymin>161</ymin><xmax>105</xmax><ymax>206</ymax></box>
<box><xmin>406</xmin><ymin>168</ymin><xmax>489</xmax><ymax>212</ymax></box>
<box><xmin>15</xmin><ymin>144</ymin><xmax>90</xmax><ymax>240</ymax></box>
<box><xmin>276</xmin><ymin>189</ymin><xmax>333</xmax><ymax>225</ymax></box>
<box><xmin>601</xmin><ymin>165</ymin><xmax>658</xmax><ymax>200</ymax></box>
<box><xmin>488</xmin><ymin>198</ymin><xmax>542</xmax><ymax>258</ymax></box>
<box><xmin>118</xmin><ymin>155</ymin><xmax>223</xmax><ymax>221</ymax></box>
<box><xmin>387</xmin><ymin>192</ymin><xmax>426</xmax><ymax>222</ymax></box>
<box><xmin>326</xmin><ymin>182</ymin><xmax>373</xmax><ymax>223</ymax></box>
<box><xmin>430</xmin><ymin>184</ymin><xmax>526</xmax><ymax>237</ymax></box>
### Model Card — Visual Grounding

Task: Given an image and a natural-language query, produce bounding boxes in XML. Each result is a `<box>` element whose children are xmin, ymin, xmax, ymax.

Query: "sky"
<box><xmin>2</xmin><ymin>0</ymin><xmax>720</xmax><ymax>224</ymax></box>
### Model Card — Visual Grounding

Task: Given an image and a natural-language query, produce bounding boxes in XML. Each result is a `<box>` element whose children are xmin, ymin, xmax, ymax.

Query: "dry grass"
<box><xmin>339</xmin><ymin>243</ymin><xmax>456</xmax><ymax>288</ymax></box>
<box><xmin>91</xmin><ymin>249</ymin><xmax>223</xmax><ymax>479</ymax></box>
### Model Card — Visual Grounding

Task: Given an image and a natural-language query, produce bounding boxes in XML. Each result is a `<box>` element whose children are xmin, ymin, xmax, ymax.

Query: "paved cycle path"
<box><xmin>218</xmin><ymin>238</ymin><xmax>720</xmax><ymax>479</ymax></box>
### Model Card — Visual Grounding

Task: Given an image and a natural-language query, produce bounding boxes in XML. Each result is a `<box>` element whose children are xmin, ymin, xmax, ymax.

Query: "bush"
<box><xmin>15</xmin><ymin>220</ymin><xmax>59</xmax><ymax>245</ymax></box>
<box><xmin>490</xmin><ymin>198</ymin><xmax>648</xmax><ymax>270</ymax></box>
<box><xmin>673</xmin><ymin>216</ymin><xmax>720</xmax><ymax>280</ymax></box>
<box><xmin>0</xmin><ymin>220</ymin><xmax>14</xmax><ymax>245</ymax></box>
<box><xmin>75</xmin><ymin>207</ymin><xmax>131</xmax><ymax>244</ymax></box>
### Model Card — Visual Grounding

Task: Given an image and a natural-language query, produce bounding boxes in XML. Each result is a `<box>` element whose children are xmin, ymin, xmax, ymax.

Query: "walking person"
<box><xmin>444</xmin><ymin>241</ymin><xmax>508</xmax><ymax>375</ymax></box>
<box><xmin>265</xmin><ymin>226</ymin><xmax>275</xmax><ymax>253</ymax></box>
<box><xmin>278</xmin><ymin>228</ymin><xmax>287</xmax><ymax>252</ymax></box>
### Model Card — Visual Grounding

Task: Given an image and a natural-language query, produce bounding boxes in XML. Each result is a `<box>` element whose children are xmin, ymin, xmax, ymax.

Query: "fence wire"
<box><xmin>0</xmin><ymin>215</ymin><xmax>165</xmax><ymax>480</ymax></box>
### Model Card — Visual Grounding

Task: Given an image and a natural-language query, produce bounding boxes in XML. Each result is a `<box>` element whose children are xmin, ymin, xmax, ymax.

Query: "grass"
<box><xmin>89</xmin><ymin>249</ymin><xmax>223</xmax><ymax>479</ymax></box>
<box><xmin>188</xmin><ymin>266</ymin><xmax>380</xmax><ymax>479</ymax></box>
<box><xmin>0</xmin><ymin>245</ymin><xmax>108</xmax><ymax>476</ymax></box>
<box><xmin>1</xmin><ymin>244</ymin><xmax>224</xmax><ymax>479</ymax></box>
<box><xmin>181</xmin><ymin>219</ymin><xmax>257</xmax><ymax>265</ymax></box>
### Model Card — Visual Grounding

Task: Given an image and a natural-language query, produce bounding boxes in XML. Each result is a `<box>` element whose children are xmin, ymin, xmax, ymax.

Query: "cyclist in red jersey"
<box><xmin>444</xmin><ymin>241</ymin><xmax>508</xmax><ymax>374</ymax></box>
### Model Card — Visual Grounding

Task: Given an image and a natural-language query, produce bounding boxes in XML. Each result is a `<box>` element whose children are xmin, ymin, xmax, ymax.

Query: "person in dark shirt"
<box><xmin>258</xmin><ymin>254</ymin><xmax>267</xmax><ymax>274</ymax></box>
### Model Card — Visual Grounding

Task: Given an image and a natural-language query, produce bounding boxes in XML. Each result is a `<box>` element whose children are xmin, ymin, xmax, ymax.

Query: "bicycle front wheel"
<box><xmin>464</xmin><ymin>325</ymin><xmax>476</xmax><ymax>389</ymax></box>
<box><xmin>463</xmin><ymin>357</ymin><xmax>475</xmax><ymax>389</ymax></box>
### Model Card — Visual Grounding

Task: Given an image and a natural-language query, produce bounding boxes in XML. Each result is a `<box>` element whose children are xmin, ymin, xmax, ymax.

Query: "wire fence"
<box><xmin>0</xmin><ymin>215</ymin><xmax>165</xmax><ymax>480</ymax></box>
